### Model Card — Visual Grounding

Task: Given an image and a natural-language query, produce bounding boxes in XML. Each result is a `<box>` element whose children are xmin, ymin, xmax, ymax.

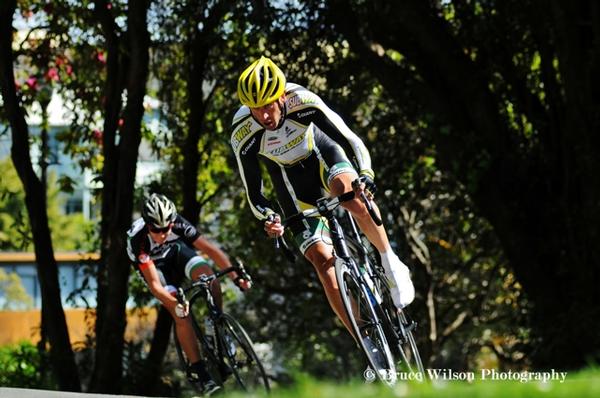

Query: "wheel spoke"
<box><xmin>216</xmin><ymin>313</ymin><xmax>270</xmax><ymax>392</ymax></box>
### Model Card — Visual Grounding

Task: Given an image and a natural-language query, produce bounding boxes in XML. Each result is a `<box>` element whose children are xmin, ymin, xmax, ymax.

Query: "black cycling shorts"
<box><xmin>150</xmin><ymin>241</ymin><xmax>210</xmax><ymax>288</ymax></box>
<box><xmin>267</xmin><ymin>131</ymin><xmax>357</xmax><ymax>253</ymax></box>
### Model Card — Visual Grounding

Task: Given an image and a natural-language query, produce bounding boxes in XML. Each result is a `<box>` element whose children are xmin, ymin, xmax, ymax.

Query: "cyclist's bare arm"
<box><xmin>193</xmin><ymin>236</ymin><xmax>251</xmax><ymax>290</ymax></box>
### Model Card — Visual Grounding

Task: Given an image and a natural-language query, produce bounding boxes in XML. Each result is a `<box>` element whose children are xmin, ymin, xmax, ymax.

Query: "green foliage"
<box><xmin>0</xmin><ymin>268</ymin><xmax>34</xmax><ymax>310</ymax></box>
<box><xmin>347</xmin><ymin>81</ymin><xmax>531</xmax><ymax>369</ymax></box>
<box><xmin>0</xmin><ymin>159</ymin><xmax>32</xmax><ymax>250</ymax></box>
<box><xmin>0</xmin><ymin>342</ymin><xmax>56</xmax><ymax>389</ymax></box>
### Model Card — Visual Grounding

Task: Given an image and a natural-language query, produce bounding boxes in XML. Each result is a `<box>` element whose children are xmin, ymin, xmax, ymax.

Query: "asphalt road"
<box><xmin>0</xmin><ymin>388</ymin><xmax>171</xmax><ymax>398</ymax></box>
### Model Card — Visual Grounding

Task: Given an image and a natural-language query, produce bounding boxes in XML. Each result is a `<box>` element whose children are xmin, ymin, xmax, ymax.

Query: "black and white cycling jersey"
<box><xmin>231</xmin><ymin>83</ymin><xmax>373</xmax><ymax>221</ymax></box>
<box><xmin>126</xmin><ymin>214</ymin><xmax>201</xmax><ymax>266</ymax></box>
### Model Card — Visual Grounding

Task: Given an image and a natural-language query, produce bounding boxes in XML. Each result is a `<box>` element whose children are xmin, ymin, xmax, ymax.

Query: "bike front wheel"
<box><xmin>215</xmin><ymin>312</ymin><xmax>270</xmax><ymax>393</ymax></box>
<box><xmin>335</xmin><ymin>258</ymin><xmax>397</xmax><ymax>385</ymax></box>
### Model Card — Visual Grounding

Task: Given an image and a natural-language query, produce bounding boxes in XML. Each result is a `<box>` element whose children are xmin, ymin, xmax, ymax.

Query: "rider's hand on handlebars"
<box><xmin>174</xmin><ymin>300</ymin><xmax>189</xmax><ymax>318</ymax></box>
<box><xmin>234</xmin><ymin>276</ymin><xmax>252</xmax><ymax>291</ymax></box>
<box><xmin>359</xmin><ymin>173</ymin><xmax>377</xmax><ymax>195</ymax></box>
<box><xmin>353</xmin><ymin>174</ymin><xmax>377</xmax><ymax>202</ymax></box>
<box><xmin>264</xmin><ymin>213</ymin><xmax>284</xmax><ymax>238</ymax></box>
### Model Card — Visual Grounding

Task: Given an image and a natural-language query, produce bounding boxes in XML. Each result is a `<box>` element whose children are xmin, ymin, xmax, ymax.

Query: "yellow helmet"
<box><xmin>237</xmin><ymin>56</ymin><xmax>286</xmax><ymax>108</ymax></box>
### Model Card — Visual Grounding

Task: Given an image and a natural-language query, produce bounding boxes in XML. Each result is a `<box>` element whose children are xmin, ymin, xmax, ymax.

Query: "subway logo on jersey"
<box><xmin>231</xmin><ymin>120</ymin><xmax>254</xmax><ymax>151</ymax></box>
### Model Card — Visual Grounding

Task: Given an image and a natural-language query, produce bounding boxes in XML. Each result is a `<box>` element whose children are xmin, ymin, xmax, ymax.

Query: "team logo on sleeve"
<box><xmin>184</xmin><ymin>226</ymin><xmax>196</xmax><ymax>238</ymax></box>
<box><xmin>138</xmin><ymin>253</ymin><xmax>150</xmax><ymax>263</ymax></box>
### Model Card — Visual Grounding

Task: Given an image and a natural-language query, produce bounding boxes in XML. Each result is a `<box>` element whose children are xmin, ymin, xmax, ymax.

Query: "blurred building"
<box><xmin>0</xmin><ymin>252</ymin><xmax>98</xmax><ymax>309</ymax></box>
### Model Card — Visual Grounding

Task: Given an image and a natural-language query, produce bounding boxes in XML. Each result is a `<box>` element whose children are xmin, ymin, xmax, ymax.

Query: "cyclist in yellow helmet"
<box><xmin>231</xmin><ymin>56</ymin><xmax>415</xmax><ymax>337</ymax></box>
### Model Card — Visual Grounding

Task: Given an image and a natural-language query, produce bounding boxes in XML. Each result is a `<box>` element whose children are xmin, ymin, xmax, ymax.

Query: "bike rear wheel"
<box><xmin>335</xmin><ymin>258</ymin><xmax>397</xmax><ymax>385</ymax></box>
<box><xmin>377</xmin><ymin>280</ymin><xmax>425</xmax><ymax>376</ymax></box>
<box><xmin>215</xmin><ymin>312</ymin><xmax>270</xmax><ymax>393</ymax></box>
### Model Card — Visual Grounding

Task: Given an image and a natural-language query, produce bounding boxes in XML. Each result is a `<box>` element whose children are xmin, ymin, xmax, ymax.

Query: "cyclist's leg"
<box><xmin>178</xmin><ymin>243</ymin><xmax>223</xmax><ymax>310</ymax></box>
<box><xmin>287</xmin><ymin>215</ymin><xmax>354</xmax><ymax>340</ymax></box>
<box><xmin>149</xmin><ymin>257</ymin><xmax>203</xmax><ymax>365</ymax></box>
<box><xmin>171</xmin><ymin>243</ymin><xmax>218</xmax><ymax>387</ymax></box>
<box><xmin>311</xmin><ymin>132</ymin><xmax>391</xmax><ymax>254</ymax></box>
<box><xmin>304</xmin><ymin>241</ymin><xmax>356</xmax><ymax>339</ymax></box>
<box><xmin>170</xmin><ymin>295</ymin><xmax>202</xmax><ymax>364</ymax></box>
<box><xmin>328</xmin><ymin>172</ymin><xmax>388</xmax><ymax>249</ymax></box>
<box><xmin>328</xmin><ymin>172</ymin><xmax>415</xmax><ymax>308</ymax></box>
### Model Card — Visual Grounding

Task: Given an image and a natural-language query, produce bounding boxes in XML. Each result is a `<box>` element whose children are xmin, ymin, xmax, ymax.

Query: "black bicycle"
<box><xmin>280</xmin><ymin>178</ymin><xmax>424</xmax><ymax>384</ymax></box>
<box><xmin>173</xmin><ymin>263</ymin><xmax>270</xmax><ymax>393</ymax></box>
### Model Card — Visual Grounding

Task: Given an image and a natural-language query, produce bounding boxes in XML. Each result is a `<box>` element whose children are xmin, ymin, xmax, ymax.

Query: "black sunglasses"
<box><xmin>149</xmin><ymin>224</ymin><xmax>172</xmax><ymax>233</ymax></box>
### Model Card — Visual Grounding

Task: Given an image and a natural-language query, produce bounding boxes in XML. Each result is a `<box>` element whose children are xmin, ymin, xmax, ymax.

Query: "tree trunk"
<box><xmin>89</xmin><ymin>0</ymin><xmax>150</xmax><ymax>392</ymax></box>
<box><xmin>93</xmin><ymin>0</ymin><xmax>126</xmax><ymax>341</ymax></box>
<box><xmin>0</xmin><ymin>0</ymin><xmax>81</xmax><ymax>391</ymax></box>
<box><xmin>181</xmin><ymin>25</ymin><xmax>209</xmax><ymax>224</ymax></box>
<box><xmin>181</xmin><ymin>0</ymin><xmax>232</xmax><ymax>223</ymax></box>
<box><xmin>136</xmin><ymin>307</ymin><xmax>173</xmax><ymax>396</ymax></box>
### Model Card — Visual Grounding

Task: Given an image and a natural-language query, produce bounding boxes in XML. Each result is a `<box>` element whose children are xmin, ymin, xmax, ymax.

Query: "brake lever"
<box><xmin>175</xmin><ymin>288</ymin><xmax>186</xmax><ymax>305</ymax></box>
<box><xmin>234</xmin><ymin>260</ymin><xmax>252</xmax><ymax>284</ymax></box>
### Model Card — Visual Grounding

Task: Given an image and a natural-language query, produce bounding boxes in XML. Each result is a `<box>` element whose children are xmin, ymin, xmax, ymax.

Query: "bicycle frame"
<box><xmin>186</xmin><ymin>278</ymin><xmax>221</xmax><ymax>324</ymax></box>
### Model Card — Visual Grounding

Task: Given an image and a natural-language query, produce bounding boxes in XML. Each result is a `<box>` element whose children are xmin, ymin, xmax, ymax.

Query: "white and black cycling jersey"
<box><xmin>126</xmin><ymin>214</ymin><xmax>201</xmax><ymax>266</ymax></box>
<box><xmin>231</xmin><ymin>83</ymin><xmax>373</xmax><ymax>220</ymax></box>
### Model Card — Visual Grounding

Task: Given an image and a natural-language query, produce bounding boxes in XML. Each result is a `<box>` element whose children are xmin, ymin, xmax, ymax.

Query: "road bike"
<box><xmin>279</xmin><ymin>178</ymin><xmax>425</xmax><ymax>384</ymax></box>
<box><xmin>173</xmin><ymin>263</ymin><xmax>270</xmax><ymax>393</ymax></box>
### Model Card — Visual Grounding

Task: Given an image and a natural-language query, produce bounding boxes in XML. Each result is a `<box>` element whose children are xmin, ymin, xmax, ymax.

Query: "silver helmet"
<box><xmin>142</xmin><ymin>194</ymin><xmax>177</xmax><ymax>228</ymax></box>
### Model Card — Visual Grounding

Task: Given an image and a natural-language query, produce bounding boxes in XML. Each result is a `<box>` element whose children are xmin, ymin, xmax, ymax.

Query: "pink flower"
<box><xmin>46</xmin><ymin>67</ymin><xmax>59</xmax><ymax>82</ymax></box>
<box><xmin>26</xmin><ymin>76</ymin><xmax>38</xmax><ymax>90</ymax></box>
<box><xmin>97</xmin><ymin>51</ymin><xmax>106</xmax><ymax>64</ymax></box>
<box><xmin>66</xmin><ymin>65</ymin><xmax>73</xmax><ymax>75</ymax></box>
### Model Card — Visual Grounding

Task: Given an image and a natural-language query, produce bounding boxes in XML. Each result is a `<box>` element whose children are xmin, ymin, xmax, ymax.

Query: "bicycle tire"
<box><xmin>396</xmin><ymin>309</ymin><xmax>425</xmax><ymax>376</ymax></box>
<box><xmin>335</xmin><ymin>258</ymin><xmax>397</xmax><ymax>385</ymax></box>
<box><xmin>173</xmin><ymin>312</ymin><xmax>222</xmax><ymax>386</ymax></box>
<box><xmin>346</xmin><ymin>237</ymin><xmax>426</xmax><ymax>378</ymax></box>
<box><xmin>375</xmin><ymin>275</ymin><xmax>425</xmax><ymax>376</ymax></box>
<box><xmin>215</xmin><ymin>312</ymin><xmax>270</xmax><ymax>393</ymax></box>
